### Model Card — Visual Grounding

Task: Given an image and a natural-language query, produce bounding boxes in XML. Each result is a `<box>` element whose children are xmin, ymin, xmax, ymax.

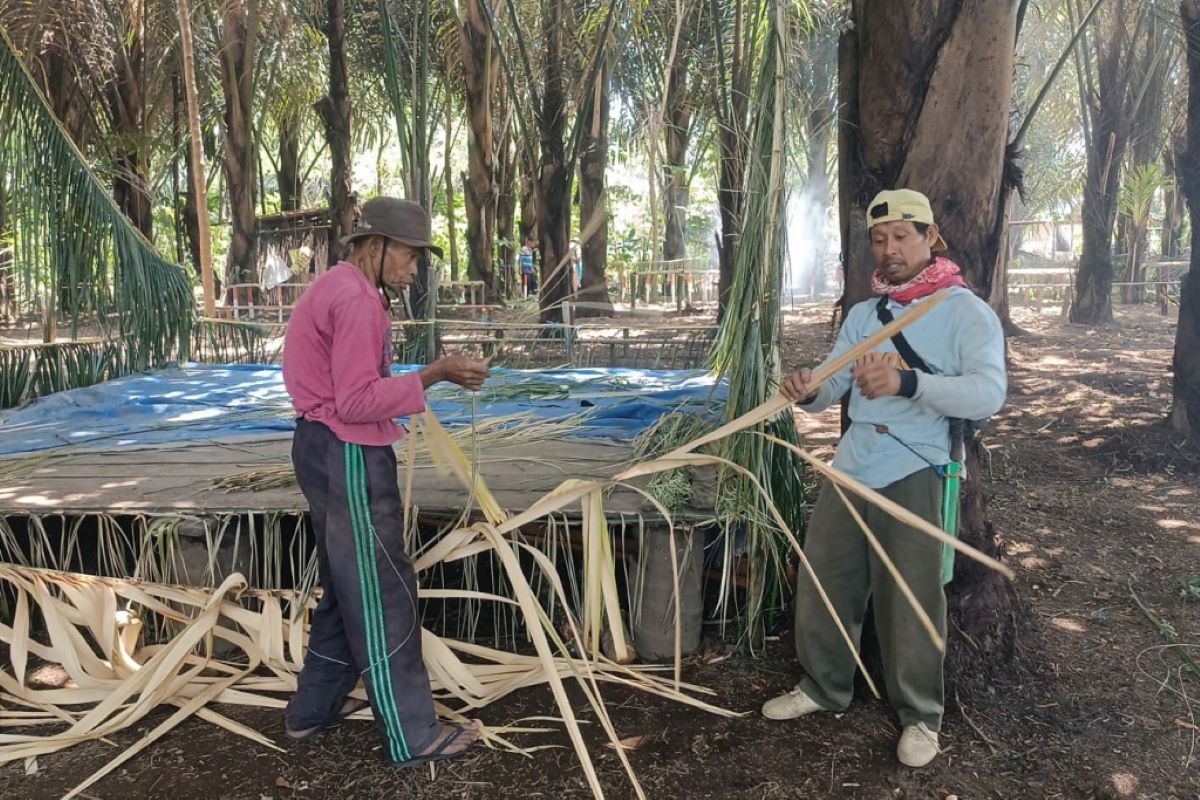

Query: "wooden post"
<box><xmin>176</xmin><ymin>0</ymin><xmax>215</xmax><ymax>316</ymax></box>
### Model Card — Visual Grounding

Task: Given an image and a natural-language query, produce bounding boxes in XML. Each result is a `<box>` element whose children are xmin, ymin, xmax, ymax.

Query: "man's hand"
<box><xmin>781</xmin><ymin>367</ymin><xmax>818</xmax><ymax>403</ymax></box>
<box><xmin>421</xmin><ymin>355</ymin><xmax>490</xmax><ymax>391</ymax></box>
<box><xmin>851</xmin><ymin>361</ymin><xmax>901</xmax><ymax>400</ymax></box>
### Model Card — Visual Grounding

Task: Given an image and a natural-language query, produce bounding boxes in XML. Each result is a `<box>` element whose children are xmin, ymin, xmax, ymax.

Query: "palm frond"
<box><xmin>0</xmin><ymin>30</ymin><xmax>193</xmax><ymax>408</ymax></box>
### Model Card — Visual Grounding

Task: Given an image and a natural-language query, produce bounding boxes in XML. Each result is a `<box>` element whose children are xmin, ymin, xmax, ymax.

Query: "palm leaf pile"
<box><xmin>0</xmin><ymin>31</ymin><xmax>193</xmax><ymax>409</ymax></box>
<box><xmin>0</xmin><ymin>291</ymin><xmax>1010</xmax><ymax>799</ymax></box>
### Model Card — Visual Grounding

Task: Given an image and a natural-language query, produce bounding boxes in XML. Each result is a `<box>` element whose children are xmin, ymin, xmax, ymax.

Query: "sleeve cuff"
<box><xmin>898</xmin><ymin>369</ymin><xmax>918</xmax><ymax>399</ymax></box>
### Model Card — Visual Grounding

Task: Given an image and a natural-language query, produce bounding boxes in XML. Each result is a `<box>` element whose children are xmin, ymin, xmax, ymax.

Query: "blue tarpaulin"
<box><xmin>0</xmin><ymin>364</ymin><xmax>727</xmax><ymax>457</ymax></box>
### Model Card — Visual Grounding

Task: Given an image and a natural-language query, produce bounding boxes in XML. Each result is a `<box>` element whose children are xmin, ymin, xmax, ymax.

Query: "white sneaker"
<box><xmin>761</xmin><ymin>684</ymin><xmax>827</xmax><ymax>720</ymax></box>
<box><xmin>896</xmin><ymin>722</ymin><xmax>940</xmax><ymax>767</ymax></box>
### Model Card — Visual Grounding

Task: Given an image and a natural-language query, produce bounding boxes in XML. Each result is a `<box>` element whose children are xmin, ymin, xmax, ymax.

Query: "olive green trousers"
<box><xmin>793</xmin><ymin>467</ymin><xmax>946</xmax><ymax>731</ymax></box>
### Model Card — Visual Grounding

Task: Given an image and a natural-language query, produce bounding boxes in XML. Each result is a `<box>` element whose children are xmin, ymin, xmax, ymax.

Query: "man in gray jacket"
<box><xmin>761</xmin><ymin>189</ymin><xmax>1006</xmax><ymax>768</ymax></box>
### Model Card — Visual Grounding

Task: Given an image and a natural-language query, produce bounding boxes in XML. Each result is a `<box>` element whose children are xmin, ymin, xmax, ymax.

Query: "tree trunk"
<box><xmin>108</xmin><ymin>0</ymin><xmax>153</xmax><ymax>240</ymax></box>
<box><xmin>443</xmin><ymin>100</ymin><xmax>461</xmax><ymax>283</ymax></box>
<box><xmin>182</xmin><ymin>135</ymin><xmax>203</xmax><ymax>276</ymax></box>
<box><xmin>216</xmin><ymin>0</ymin><xmax>259</xmax><ymax>288</ymax></box>
<box><xmin>536</xmin><ymin>0</ymin><xmax>570</xmax><ymax>324</ymax></box>
<box><xmin>172</xmin><ymin>74</ymin><xmax>184</xmax><ymax>264</ymax></box>
<box><xmin>0</xmin><ymin>166</ymin><xmax>13</xmax><ymax>323</ymax></box>
<box><xmin>576</xmin><ymin>57</ymin><xmax>612</xmax><ymax>316</ymax></box>
<box><xmin>662</xmin><ymin>57</ymin><xmax>692</xmax><ymax>265</ymax></box>
<box><xmin>177</xmin><ymin>0</ymin><xmax>215</xmax><ymax>312</ymax></box>
<box><xmin>518</xmin><ymin>142</ymin><xmax>537</xmax><ymax>243</ymax></box>
<box><xmin>318</xmin><ymin>0</ymin><xmax>354</xmax><ymax>261</ymax></box>
<box><xmin>840</xmin><ymin>0</ymin><xmax>1022</xmax><ymax>674</ymax></box>
<box><xmin>495</xmin><ymin>85</ymin><xmax>518</xmax><ymax>301</ymax></box>
<box><xmin>278</xmin><ymin>116</ymin><xmax>302</xmax><ymax>212</ymax></box>
<box><xmin>1121</xmin><ymin>13</ymin><xmax>1170</xmax><ymax>305</ymax></box>
<box><xmin>1163</xmin><ymin>138</ymin><xmax>1185</xmax><ymax>258</ymax></box>
<box><xmin>1169</xmin><ymin>0</ymin><xmax>1200</xmax><ymax>439</ymax></box>
<box><xmin>1071</xmin><ymin>6</ymin><xmax>1134</xmax><ymax>325</ymax></box>
<box><xmin>714</xmin><ymin>0</ymin><xmax>750</xmax><ymax>320</ymax></box>
<box><xmin>460</xmin><ymin>0</ymin><xmax>499</xmax><ymax>298</ymax></box>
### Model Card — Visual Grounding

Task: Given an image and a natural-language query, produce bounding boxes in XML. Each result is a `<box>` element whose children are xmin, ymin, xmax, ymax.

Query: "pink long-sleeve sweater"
<box><xmin>282</xmin><ymin>262</ymin><xmax>425</xmax><ymax>446</ymax></box>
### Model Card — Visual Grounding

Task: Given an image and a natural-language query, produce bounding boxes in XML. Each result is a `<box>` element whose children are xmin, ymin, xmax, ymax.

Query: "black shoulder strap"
<box><xmin>875</xmin><ymin>296</ymin><xmax>932</xmax><ymax>374</ymax></box>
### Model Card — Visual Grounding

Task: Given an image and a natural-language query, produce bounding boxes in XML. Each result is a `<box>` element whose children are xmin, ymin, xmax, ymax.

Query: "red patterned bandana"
<box><xmin>872</xmin><ymin>256</ymin><xmax>967</xmax><ymax>304</ymax></box>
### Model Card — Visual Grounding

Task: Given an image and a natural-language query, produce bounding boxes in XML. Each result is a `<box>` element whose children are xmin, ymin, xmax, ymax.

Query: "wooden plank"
<box><xmin>0</xmin><ymin>437</ymin><xmax>716</xmax><ymax>520</ymax></box>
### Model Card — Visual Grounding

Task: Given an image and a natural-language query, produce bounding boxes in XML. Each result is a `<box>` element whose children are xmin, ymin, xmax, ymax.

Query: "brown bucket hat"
<box><xmin>340</xmin><ymin>196</ymin><xmax>444</xmax><ymax>258</ymax></box>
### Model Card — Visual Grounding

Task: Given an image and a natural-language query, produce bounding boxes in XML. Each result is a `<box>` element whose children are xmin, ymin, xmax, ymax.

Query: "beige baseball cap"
<box><xmin>867</xmin><ymin>189</ymin><xmax>948</xmax><ymax>252</ymax></box>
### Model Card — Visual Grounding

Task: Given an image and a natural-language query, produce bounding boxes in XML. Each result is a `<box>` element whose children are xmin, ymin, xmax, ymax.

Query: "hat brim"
<box><xmin>339</xmin><ymin>231</ymin><xmax>444</xmax><ymax>260</ymax></box>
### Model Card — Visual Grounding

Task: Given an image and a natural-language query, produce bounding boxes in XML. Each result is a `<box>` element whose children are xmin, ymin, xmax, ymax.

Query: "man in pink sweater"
<box><xmin>281</xmin><ymin>196</ymin><xmax>487</xmax><ymax>766</ymax></box>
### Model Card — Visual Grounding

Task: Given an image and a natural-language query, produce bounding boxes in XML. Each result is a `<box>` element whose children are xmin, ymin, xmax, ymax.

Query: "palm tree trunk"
<box><xmin>109</xmin><ymin>0</ymin><xmax>153</xmax><ymax>239</ymax></box>
<box><xmin>319</xmin><ymin>0</ymin><xmax>354</xmax><ymax>260</ymax></box>
<box><xmin>278</xmin><ymin>116</ymin><xmax>302</xmax><ymax>212</ymax></box>
<box><xmin>460</xmin><ymin>0</ymin><xmax>498</xmax><ymax>298</ymax></box>
<box><xmin>662</xmin><ymin>57</ymin><xmax>691</xmax><ymax>266</ymax></box>
<box><xmin>216</xmin><ymin>0</ymin><xmax>259</xmax><ymax>288</ymax></box>
<box><xmin>1163</xmin><ymin>138</ymin><xmax>1185</xmax><ymax>258</ymax></box>
<box><xmin>0</xmin><ymin>167</ymin><xmax>13</xmax><ymax>323</ymax></box>
<box><xmin>495</xmin><ymin>84</ymin><xmax>518</xmax><ymax>300</ymax></box>
<box><xmin>1071</xmin><ymin>5</ymin><xmax>1135</xmax><ymax>324</ymax></box>
<box><xmin>177</xmin><ymin>0</ymin><xmax>215</xmax><ymax>312</ymax></box>
<box><xmin>576</xmin><ymin>57</ymin><xmax>612</xmax><ymax>316</ymax></box>
<box><xmin>439</xmin><ymin>100</ymin><xmax>458</xmax><ymax>282</ymax></box>
<box><xmin>840</xmin><ymin>0</ymin><xmax>1022</xmax><ymax>671</ymax></box>
<box><xmin>536</xmin><ymin>0</ymin><xmax>570</xmax><ymax>323</ymax></box>
<box><xmin>714</xmin><ymin>0</ymin><xmax>749</xmax><ymax>320</ymax></box>
<box><xmin>1170</xmin><ymin>0</ymin><xmax>1200</xmax><ymax>438</ymax></box>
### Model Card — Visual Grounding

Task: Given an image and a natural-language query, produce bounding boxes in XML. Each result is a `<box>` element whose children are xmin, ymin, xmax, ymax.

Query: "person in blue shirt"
<box><xmin>761</xmin><ymin>189</ymin><xmax>1006</xmax><ymax>769</ymax></box>
<box><xmin>519</xmin><ymin>237</ymin><xmax>538</xmax><ymax>297</ymax></box>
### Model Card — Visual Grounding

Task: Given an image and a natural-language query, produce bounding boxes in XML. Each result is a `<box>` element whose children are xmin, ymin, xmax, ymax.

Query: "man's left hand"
<box><xmin>851</xmin><ymin>362</ymin><xmax>901</xmax><ymax>400</ymax></box>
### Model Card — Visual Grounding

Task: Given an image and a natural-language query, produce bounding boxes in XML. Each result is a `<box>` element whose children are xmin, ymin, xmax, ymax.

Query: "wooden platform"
<box><xmin>0</xmin><ymin>434</ymin><xmax>716</xmax><ymax>521</ymax></box>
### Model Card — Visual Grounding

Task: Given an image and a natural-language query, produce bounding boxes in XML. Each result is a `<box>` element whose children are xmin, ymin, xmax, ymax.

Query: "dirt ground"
<box><xmin>3</xmin><ymin>301</ymin><xmax>1200</xmax><ymax>800</ymax></box>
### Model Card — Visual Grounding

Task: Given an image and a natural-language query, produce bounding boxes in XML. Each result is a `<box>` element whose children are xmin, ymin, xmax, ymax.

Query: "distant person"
<box><xmin>519</xmin><ymin>236</ymin><xmax>538</xmax><ymax>298</ymax></box>
<box><xmin>569</xmin><ymin>238</ymin><xmax>583</xmax><ymax>294</ymax></box>
<box><xmin>761</xmin><ymin>189</ymin><xmax>1007</xmax><ymax>769</ymax></box>
<box><xmin>281</xmin><ymin>196</ymin><xmax>488</xmax><ymax>767</ymax></box>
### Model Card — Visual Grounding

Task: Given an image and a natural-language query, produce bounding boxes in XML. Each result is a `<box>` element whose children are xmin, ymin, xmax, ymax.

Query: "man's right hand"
<box><xmin>422</xmin><ymin>356</ymin><xmax>490</xmax><ymax>391</ymax></box>
<box><xmin>780</xmin><ymin>367</ymin><xmax>818</xmax><ymax>403</ymax></box>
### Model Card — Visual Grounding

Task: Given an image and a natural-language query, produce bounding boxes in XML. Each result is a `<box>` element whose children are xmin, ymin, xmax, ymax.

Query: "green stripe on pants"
<box><xmin>346</xmin><ymin>443</ymin><xmax>411</xmax><ymax>762</ymax></box>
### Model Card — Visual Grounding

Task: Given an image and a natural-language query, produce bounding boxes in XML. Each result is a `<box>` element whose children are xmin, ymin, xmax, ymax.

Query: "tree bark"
<box><xmin>319</xmin><ymin>0</ymin><xmax>354</xmax><ymax>261</ymax></box>
<box><xmin>277</xmin><ymin>116</ymin><xmax>302</xmax><ymax>212</ymax></box>
<box><xmin>536</xmin><ymin>0</ymin><xmax>570</xmax><ymax>323</ymax></box>
<box><xmin>662</xmin><ymin>56</ymin><xmax>692</xmax><ymax>266</ymax></box>
<box><xmin>108</xmin><ymin>0</ymin><xmax>153</xmax><ymax>240</ymax></box>
<box><xmin>460</xmin><ymin>0</ymin><xmax>499</xmax><ymax>298</ymax></box>
<box><xmin>177</xmin><ymin>0</ymin><xmax>215</xmax><ymax>313</ymax></box>
<box><xmin>1169</xmin><ymin>0</ymin><xmax>1200</xmax><ymax>439</ymax></box>
<box><xmin>840</xmin><ymin>0</ymin><xmax>1022</xmax><ymax>673</ymax></box>
<box><xmin>714</xmin><ymin>0</ymin><xmax>751</xmax><ymax>320</ymax></box>
<box><xmin>1071</xmin><ymin>5</ymin><xmax>1134</xmax><ymax>325</ymax></box>
<box><xmin>0</xmin><ymin>165</ymin><xmax>13</xmax><ymax>323</ymax></box>
<box><xmin>443</xmin><ymin>99</ymin><xmax>461</xmax><ymax>283</ymax></box>
<box><xmin>495</xmin><ymin>84</ymin><xmax>518</xmax><ymax>300</ymax></box>
<box><xmin>1163</xmin><ymin>137</ymin><xmax>1186</xmax><ymax>259</ymax></box>
<box><xmin>216</xmin><ymin>0</ymin><xmax>260</xmax><ymax>288</ymax></box>
<box><xmin>1121</xmin><ymin>13</ymin><xmax>1169</xmax><ymax>304</ymax></box>
<box><xmin>576</xmin><ymin>56</ymin><xmax>612</xmax><ymax>316</ymax></box>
